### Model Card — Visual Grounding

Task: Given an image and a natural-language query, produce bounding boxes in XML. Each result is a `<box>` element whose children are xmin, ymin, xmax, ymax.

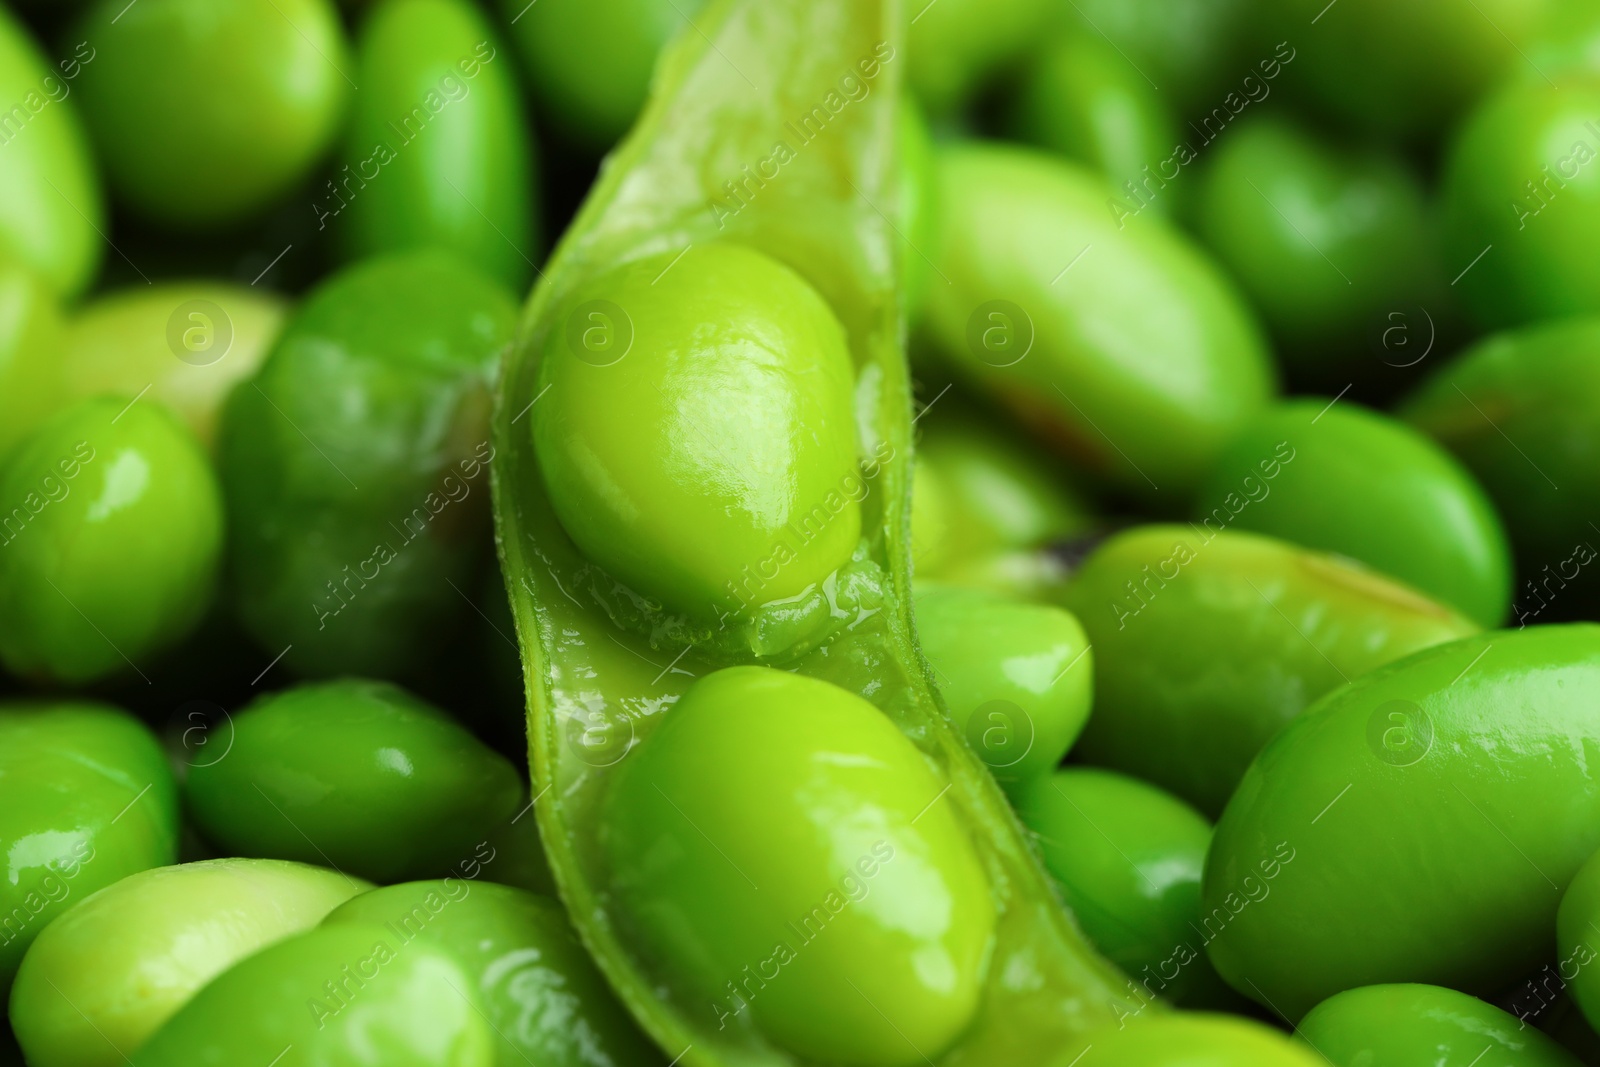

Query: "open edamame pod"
<box><xmin>489</xmin><ymin>1</ymin><xmax>1140</xmax><ymax>1063</ymax></box>
<box><xmin>1206</xmin><ymin>625</ymin><xmax>1600</xmax><ymax>1021</ymax></box>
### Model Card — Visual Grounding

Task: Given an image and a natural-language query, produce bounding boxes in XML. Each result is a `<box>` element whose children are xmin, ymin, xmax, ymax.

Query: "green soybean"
<box><xmin>532</xmin><ymin>242</ymin><xmax>861</xmax><ymax>630</ymax></box>
<box><xmin>326</xmin><ymin>880</ymin><xmax>660</xmax><ymax>1067</ymax></box>
<box><xmin>0</xmin><ymin>398</ymin><xmax>223</xmax><ymax>685</ymax></box>
<box><xmin>1260</xmin><ymin>0</ymin><xmax>1557</xmax><ymax>140</ymax></box>
<box><xmin>0</xmin><ymin>257</ymin><xmax>66</xmax><ymax>460</ymax></box>
<box><xmin>10</xmin><ymin>859</ymin><xmax>366</xmax><ymax>1067</ymax></box>
<box><xmin>61</xmin><ymin>282</ymin><xmax>288</xmax><ymax>448</ymax></box>
<box><xmin>129</xmin><ymin>924</ymin><xmax>493</xmax><ymax>1066</ymax></box>
<box><xmin>1061</xmin><ymin>525</ymin><xmax>1477</xmax><ymax>815</ymax></box>
<box><xmin>1294</xmin><ymin>984</ymin><xmax>1582</xmax><ymax>1066</ymax></box>
<box><xmin>490</xmin><ymin>2</ymin><xmax>1143</xmax><ymax>1061</ymax></box>
<box><xmin>185</xmin><ymin>680</ymin><xmax>522</xmax><ymax>884</ymax></box>
<box><xmin>915</xmin><ymin>584</ymin><xmax>1091</xmax><ymax>793</ymax></box>
<box><xmin>1205</xmin><ymin>625</ymin><xmax>1600</xmax><ymax>1021</ymax></box>
<box><xmin>1558</xmin><ymin>848</ymin><xmax>1600</xmax><ymax>1033</ymax></box>
<box><xmin>907</xmin><ymin>0</ymin><xmax>1050</xmax><ymax>115</ymax></box>
<box><xmin>219</xmin><ymin>250</ymin><xmax>514</xmax><ymax>679</ymax></box>
<box><xmin>918</xmin><ymin>142</ymin><xmax>1274</xmax><ymax>495</ymax></box>
<box><xmin>0</xmin><ymin>7</ymin><xmax>103</xmax><ymax>298</ymax></box>
<box><xmin>1195</xmin><ymin>399</ymin><xmax>1512</xmax><ymax>627</ymax></box>
<box><xmin>1062</xmin><ymin>1013</ymin><xmax>1325</xmax><ymax>1067</ymax></box>
<box><xmin>338</xmin><ymin>0</ymin><xmax>538</xmax><ymax>291</ymax></box>
<box><xmin>1401</xmin><ymin>317</ymin><xmax>1600</xmax><ymax>623</ymax></box>
<box><xmin>1014</xmin><ymin>768</ymin><xmax>1233</xmax><ymax>1009</ymax></box>
<box><xmin>498</xmin><ymin>0</ymin><xmax>707</xmax><ymax>148</ymax></box>
<box><xmin>72</xmin><ymin>0</ymin><xmax>349</xmax><ymax>228</ymax></box>
<box><xmin>1191</xmin><ymin>115</ymin><xmax>1441</xmax><ymax>384</ymax></box>
<box><xmin>1056</xmin><ymin>0</ymin><xmax>1253</xmax><ymax>107</ymax></box>
<box><xmin>1441</xmin><ymin>72</ymin><xmax>1600</xmax><ymax>329</ymax></box>
<box><xmin>0</xmin><ymin>702</ymin><xmax>177</xmax><ymax>994</ymax></box>
<box><xmin>604</xmin><ymin>667</ymin><xmax>994</xmax><ymax>1065</ymax></box>
<box><xmin>911</xmin><ymin>399</ymin><xmax>1095</xmax><ymax>580</ymax></box>
<box><xmin>1009</xmin><ymin>34</ymin><xmax>1178</xmax><ymax>211</ymax></box>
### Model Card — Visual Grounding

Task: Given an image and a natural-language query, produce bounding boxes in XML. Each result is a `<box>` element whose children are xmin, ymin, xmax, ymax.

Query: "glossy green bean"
<box><xmin>1061</xmin><ymin>525</ymin><xmax>1476</xmax><ymax>814</ymax></box>
<box><xmin>1206</xmin><ymin>625</ymin><xmax>1600</xmax><ymax>1020</ymax></box>
<box><xmin>0</xmin><ymin>702</ymin><xmax>177</xmax><ymax>994</ymax></box>
<box><xmin>10</xmin><ymin>859</ymin><xmax>366</xmax><ymax>1067</ymax></box>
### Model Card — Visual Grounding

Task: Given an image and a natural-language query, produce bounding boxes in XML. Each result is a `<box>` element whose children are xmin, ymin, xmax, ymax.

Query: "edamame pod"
<box><xmin>61</xmin><ymin>282</ymin><xmax>288</xmax><ymax>448</ymax></box>
<box><xmin>325</xmin><ymin>881</ymin><xmax>662</xmax><ymax>1067</ymax></box>
<box><xmin>918</xmin><ymin>143</ymin><xmax>1274</xmax><ymax>495</ymax></box>
<box><xmin>490</xmin><ymin>1</ymin><xmax>1141</xmax><ymax>1062</ymax></box>
<box><xmin>0</xmin><ymin>702</ymin><xmax>178</xmax><ymax>993</ymax></box>
<box><xmin>129</xmin><ymin>924</ymin><xmax>493</xmax><ymax>1066</ymax></box>
<box><xmin>185</xmin><ymin>680</ymin><xmax>523</xmax><ymax>884</ymax></box>
<box><xmin>1195</xmin><ymin>399</ymin><xmax>1512</xmax><ymax>627</ymax></box>
<box><xmin>0</xmin><ymin>7</ymin><xmax>103</xmax><ymax>298</ymax></box>
<box><xmin>10</xmin><ymin>859</ymin><xmax>367</xmax><ymax>1067</ymax></box>
<box><xmin>337</xmin><ymin>0</ymin><xmax>539</xmax><ymax>291</ymax></box>
<box><xmin>1294</xmin><ymin>984</ymin><xmax>1582</xmax><ymax>1066</ymax></box>
<box><xmin>0</xmin><ymin>398</ymin><xmax>223</xmax><ymax>685</ymax></box>
<box><xmin>1401</xmin><ymin>318</ymin><xmax>1600</xmax><ymax>624</ymax></box>
<box><xmin>1061</xmin><ymin>525</ymin><xmax>1476</xmax><ymax>814</ymax></box>
<box><xmin>1206</xmin><ymin>625</ymin><xmax>1600</xmax><ymax>1020</ymax></box>
<box><xmin>72</xmin><ymin>0</ymin><xmax>350</xmax><ymax>228</ymax></box>
<box><xmin>218</xmin><ymin>251</ymin><xmax>515</xmax><ymax>679</ymax></box>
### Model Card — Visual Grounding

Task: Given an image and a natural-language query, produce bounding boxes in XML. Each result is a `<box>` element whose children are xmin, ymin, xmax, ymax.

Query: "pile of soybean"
<box><xmin>4</xmin><ymin>0</ymin><xmax>1600</xmax><ymax>1065</ymax></box>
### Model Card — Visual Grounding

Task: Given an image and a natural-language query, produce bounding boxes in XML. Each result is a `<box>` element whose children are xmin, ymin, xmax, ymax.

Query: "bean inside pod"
<box><xmin>489</xmin><ymin>1</ymin><xmax>1139</xmax><ymax>1062</ymax></box>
